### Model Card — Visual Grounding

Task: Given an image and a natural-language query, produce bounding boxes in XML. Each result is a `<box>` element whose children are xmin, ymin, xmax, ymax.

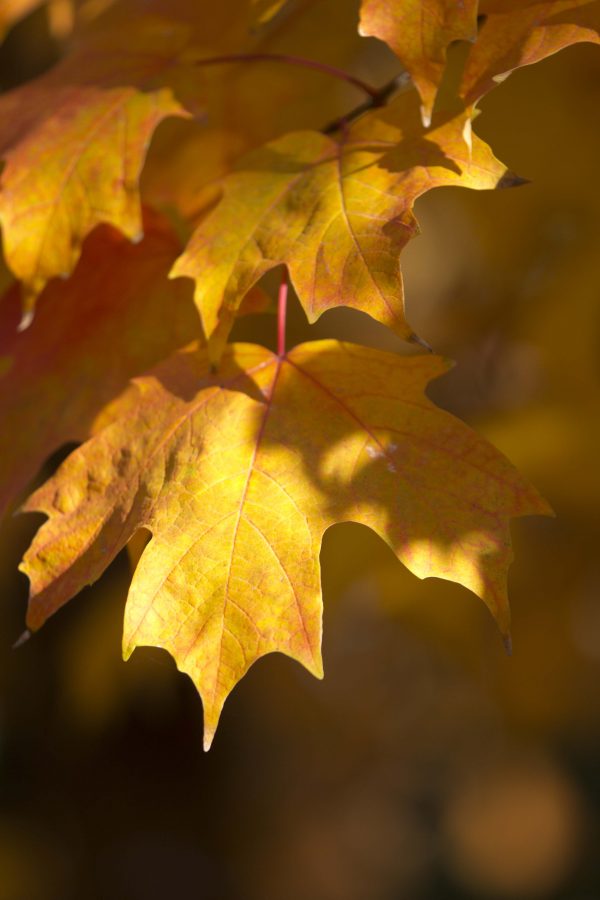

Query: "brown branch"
<box><xmin>322</xmin><ymin>71</ymin><xmax>411</xmax><ymax>134</ymax></box>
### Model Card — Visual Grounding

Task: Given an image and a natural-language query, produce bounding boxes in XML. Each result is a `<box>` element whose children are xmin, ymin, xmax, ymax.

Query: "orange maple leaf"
<box><xmin>0</xmin><ymin>211</ymin><xmax>199</xmax><ymax>519</ymax></box>
<box><xmin>462</xmin><ymin>0</ymin><xmax>600</xmax><ymax>105</ymax></box>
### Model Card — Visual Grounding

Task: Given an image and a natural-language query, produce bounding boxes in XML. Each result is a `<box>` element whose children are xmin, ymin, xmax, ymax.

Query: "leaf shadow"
<box><xmin>148</xmin><ymin>342</ymin><xmax>269</xmax><ymax>406</ymax></box>
<box><xmin>233</xmin><ymin>340</ymin><xmax>543</xmax><ymax>621</ymax></box>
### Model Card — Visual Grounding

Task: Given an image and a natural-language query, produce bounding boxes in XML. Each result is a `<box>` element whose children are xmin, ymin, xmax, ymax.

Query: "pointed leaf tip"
<box><xmin>17</xmin><ymin>306</ymin><xmax>34</xmax><ymax>333</ymax></box>
<box><xmin>497</xmin><ymin>171</ymin><xmax>531</xmax><ymax>190</ymax></box>
<box><xmin>13</xmin><ymin>629</ymin><xmax>31</xmax><ymax>649</ymax></box>
<box><xmin>409</xmin><ymin>332</ymin><xmax>434</xmax><ymax>353</ymax></box>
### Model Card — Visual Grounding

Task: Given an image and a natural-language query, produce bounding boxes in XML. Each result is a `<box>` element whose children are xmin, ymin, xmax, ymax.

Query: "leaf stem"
<box><xmin>322</xmin><ymin>71</ymin><xmax>411</xmax><ymax>134</ymax></box>
<box><xmin>193</xmin><ymin>52</ymin><xmax>381</xmax><ymax>100</ymax></box>
<box><xmin>277</xmin><ymin>270</ymin><xmax>288</xmax><ymax>358</ymax></box>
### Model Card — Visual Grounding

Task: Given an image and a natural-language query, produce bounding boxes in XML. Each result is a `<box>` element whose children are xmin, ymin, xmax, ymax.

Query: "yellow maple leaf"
<box><xmin>0</xmin><ymin>21</ymin><xmax>192</xmax><ymax>322</ymax></box>
<box><xmin>171</xmin><ymin>89</ymin><xmax>512</xmax><ymax>363</ymax></box>
<box><xmin>359</xmin><ymin>0</ymin><xmax>479</xmax><ymax>125</ymax></box>
<box><xmin>20</xmin><ymin>340</ymin><xmax>549</xmax><ymax>748</ymax></box>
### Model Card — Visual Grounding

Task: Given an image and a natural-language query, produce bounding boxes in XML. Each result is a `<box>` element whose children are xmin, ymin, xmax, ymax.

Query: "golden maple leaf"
<box><xmin>0</xmin><ymin>21</ymin><xmax>194</xmax><ymax>321</ymax></box>
<box><xmin>171</xmin><ymin>89</ymin><xmax>514</xmax><ymax>363</ymax></box>
<box><xmin>359</xmin><ymin>0</ymin><xmax>479</xmax><ymax>125</ymax></box>
<box><xmin>20</xmin><ymin>340</ymin><xmax>550</xmax><ymax>748</ymax></box>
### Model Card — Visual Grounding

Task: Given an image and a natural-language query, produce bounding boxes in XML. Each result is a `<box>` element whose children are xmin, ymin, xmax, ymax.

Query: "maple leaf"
<box><xmin>359</xmin><ymin>0</ymin><xmax>478</xmax><ymax>125</ymax></box>
<box><xmin>0</xmin><ymin>210</ymin><xmax>200</xmax><ymax>520</ymax></box>
<box><xmin>20</xmin><ymin>340</ymin><xmax>549</xmax><ymax>749</ymax></box>
<box><xmin>171</xmin><ymin>89</ymin><xmax>511</xmax><ymax>362</ymax></box>
<box><xmin>461</xmin><ymin>0</ymin><xmax>600</xmax><ymax>105</ymax></box>
<box><xmin>0</xmin><ymin>21</ymin><xmax>194</xmax><ymax>322</ymax></box>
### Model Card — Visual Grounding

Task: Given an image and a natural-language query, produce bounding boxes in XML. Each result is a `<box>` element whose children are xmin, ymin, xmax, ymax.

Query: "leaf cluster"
<box><xmin>1</xmin><ymin>0</ymin><xmax>597</xmax><ymax>747</ymax></box>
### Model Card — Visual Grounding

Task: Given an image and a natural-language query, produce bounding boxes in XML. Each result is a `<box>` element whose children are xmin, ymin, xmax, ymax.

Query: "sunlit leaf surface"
<box><xmin>20</xmin><ymin>341</ymin><xmax>549</xmax><ymax>747</ymax></box>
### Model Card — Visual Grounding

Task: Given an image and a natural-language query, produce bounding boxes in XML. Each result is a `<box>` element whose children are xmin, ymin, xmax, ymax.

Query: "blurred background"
<box><xmin>1</xmin><ymin>5</ymin><xmax>600</xmax><ymax>899</ymax></box>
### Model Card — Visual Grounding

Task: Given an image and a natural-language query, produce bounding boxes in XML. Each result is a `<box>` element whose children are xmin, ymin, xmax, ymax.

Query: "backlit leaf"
<box><xmin>171</xmin><ymin>90</ymin><xmax>510</xmax><ymax>362</ymax></box>
<box><xmin>0</xmin><ymin>22</ymin><xmax>192</xmax><ymax>321</ymax></box>
<box><xmin>20</xmin><ymin>340</ymin><xmax>549</xmax><ymax>748</ymax></box>
<box><xmin>359</xmin><ymin>0</ymin><xmax>478</xmax><ymax>124</ymax></box>
<box><xmin>461</xmin><ymin>0</ymin><xmax>600</xmax><ymax>104</ymax></box>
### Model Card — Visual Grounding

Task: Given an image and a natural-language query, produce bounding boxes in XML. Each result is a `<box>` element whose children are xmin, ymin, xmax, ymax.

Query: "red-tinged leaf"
<box><xmin>20</xmin><ymin>340</ymin><xmax>550</xmax><ymax>748</ymax></box>
<box><xmin>171</xmin><ymin>90</ymin><xmax>511</xmax><ymax>362</ymax></box>
<box><xmin>461</xmin><ymin>0</ymin><xmax>600</xmax><ymax>105</ymax></box>
<box><xmin>0</xmin><ymin>22</ymin><xmax>196</xmax><ymax>320</ymax></box>
<box><xmin>359</xmin><ymin>0</ymin><xmax>479</xmax><ymax>125</ymax></box>
<box><xmin>0</xmin><ymin>210</ymin><xmax>200</xmax><ymax>520</ymax></box>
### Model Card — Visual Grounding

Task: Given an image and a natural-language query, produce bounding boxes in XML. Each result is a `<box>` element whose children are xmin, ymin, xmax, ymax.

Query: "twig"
<box><xmin>194</xmin><ymin>52</ymin><xmax>381</xmax><ymax>100</ymax></box>
<box><xmin>322</xmin><ymin>71</ymin><xmax>411</xmax><ymax>134</ymax></box>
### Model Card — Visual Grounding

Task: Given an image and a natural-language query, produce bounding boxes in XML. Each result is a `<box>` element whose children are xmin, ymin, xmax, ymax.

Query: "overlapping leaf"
<box><xmin>461</xmin><ymin>0</ymin><xmax>600</xmax><ymax>105</ymax></box>
<box><xmin>0</xmin><ymin>0</ymin><xmax>387</xmax><ymax>317</ymax></box>
<box><xmin>20</xmin><ymin>340</ymin><xmax>549</xmax><ymax>747</ymax></box>
<box><xmin>3</xmin><ymin>0</ymin><xmax>588</xmax><ymax>751</ymax></box>
<box><xmin>171</xmin><ymin>89</ymin><xmax>511</xmax><ymax>362</ymax></box>
<box><xmin>359</xmin><ymin>0</ymin><xmax>478</xmax><ymax>124</ymax></box>
<box><xmin>0</xmin><ymin>211</ymin><xmax>200</xmax><ymax>519</ymax></box>
<box><xmin>141</xmin><ymin>0</ymin><xmax>386</xmax><ymax>222</ymax></box>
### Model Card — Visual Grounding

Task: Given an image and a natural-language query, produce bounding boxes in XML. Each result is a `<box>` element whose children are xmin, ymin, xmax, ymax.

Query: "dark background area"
<box><xmin>1</xmin><ymin>6</ymin><xmax>600</xmax><ymax>899</ymax></box>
